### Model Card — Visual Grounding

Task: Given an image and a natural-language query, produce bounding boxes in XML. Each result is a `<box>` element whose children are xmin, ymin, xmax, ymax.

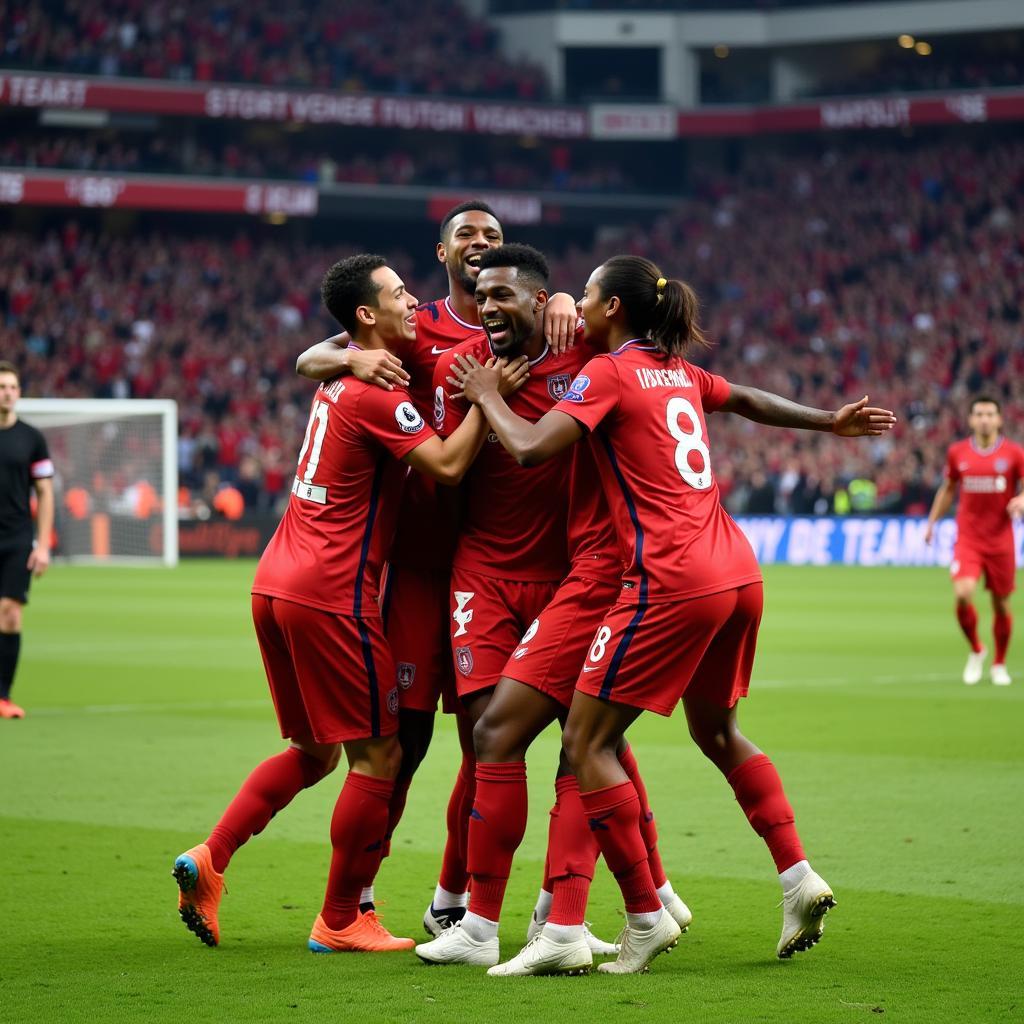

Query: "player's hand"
<box><xmin>495</xmin><ymin>355</ymin><xmax>529</xmax><ymax>397</ymax></box>
<box><xmin>448</xmin><ymin>353</ymin><xmax>508</xmax><ymax>404</ymax></box>
<box><xmin>347</xmin><ymin>347</ymin><xmax>410</xmax><ymax>391</ymax></box>
<box><xmin>832</xmin><ymin>396</ymin><xmax>897</xmax><ymax>437</ymax></box>
<box><xmin>924</xmin><ymin>523</ymin><xmax>935</xmax><ymax>544</ymax></box>
<box><xmin>27</xmin><ymin>546</ymin><xmax>50</xmax><ymax>578</ymax></box>
<box><xmin>544</xmin><ymin>292</ymin><xmax>578</xmax><ymax>355</ymax></box>
<box><xmin>1007</xmin><ymin>494</ymin><xmax>1024</xmax><ymax>521</ymax></box>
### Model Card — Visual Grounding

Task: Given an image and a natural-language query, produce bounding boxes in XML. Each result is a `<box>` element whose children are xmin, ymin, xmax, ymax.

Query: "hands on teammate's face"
<box><xmin>448</xmin><ymin>353</ymin><xmax>526</xmax><ymax>404</ymax></box>
<box><xmin>831</xmin><ymin>396</ymin><xmax>898</xmax><ymax>437</ymax></box>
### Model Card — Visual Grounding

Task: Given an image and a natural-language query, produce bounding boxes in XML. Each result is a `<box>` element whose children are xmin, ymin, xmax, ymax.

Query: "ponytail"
<box><xmin>598</xmin><ymin>255</ymin><xmax>708</xmax><ymax>357</ymax></box>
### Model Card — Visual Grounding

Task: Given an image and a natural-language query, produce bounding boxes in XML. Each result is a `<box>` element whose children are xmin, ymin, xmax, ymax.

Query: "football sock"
<box><xmin>467</xmin><ymin>762</ymin><xmax>528</xmax><ymax>922</ymax></box>
<box><xmin>579</xmin><ymin>781</ymin><xmax>661</xmax><ymax>914</ymax></box>
<box><xmin>956</xmin><ymin>603</ymin><xmax>983</xmax><ymax>653</ymax></box>
<box><xmin>206</xmin><ymin>746</ymin><xmax>329</xmax><ymax>873</ymax></box>
<box><xmin>0</xmin><ymin>632</ymin><xmax>21</xmax><ymax>700</ymax></box>
<box><xmin>994</xmin><ymin>611</ymin><xmax>1012</xmax><ymax>664</ymax></box>
<box><xmin>460</xmin><ymin>911</ymin><xmax>499</xmax><ymax>942</ymax></box>
<box><xmin>617</xmin><ymin>746</ymin><xmax>669</xmax><ymax>887</ymax></box>
<box><xmin>433</xmin><ymin>885</ymin><xmax>468</xmax><ymax>909</ymax></box>
<box><xmin>437</xmin><ymin>757</ymin><xmax>475</xmax><ymax>897</ymax></box>
<box><xmin>544</xmin><ymin>922</ymin><xmax>585</xmax><ymax>943</ymax></box>
<box><xmin>320</xmin><ymin>772</ymin><xmax>393</xmax><ymax>931</ymax></box>
<box><xmin>359</xmin><ymin>885</ymin><xmax>375</xmax><ymax>911</ymax></box>
<box><xmin>546</xmin><ymin>775</ymin><xmax>599</xmax><ymax>926</ymax></box>
<box><xmin>532</xmin><ymin>887</ymin><xmax>553</xmax><ymax>923</ymax></box>
<box><xmin>656</xmin><ymin>880</ymin><xmax>677</xmax><ymax>906</ymax></box>
<box><xmin>778</xmin><ymin>859</ymin><xmax>812</xmax><ymax>891</ymax></box>
<box><xmin>728</xmin><ymin>753</ymin><xmax>806</xmax><ymax>873</ymax></box>
<box><xmin>381</xmin><ymin>774</ymin><xmax>412</xmax><ymax>858</ymax></box>
<box><xmin>626</xmin><ymin>909</ymin><xmax>663</xmax><ymax>930</ymax></box>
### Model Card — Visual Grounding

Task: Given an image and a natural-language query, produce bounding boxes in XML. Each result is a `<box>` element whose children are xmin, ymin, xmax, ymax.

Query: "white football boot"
<box><xmin>526</xmin><ymin>912</ymin><xmax>619</xmax><ymax>955</ymax></box>
<box><xmin>990</xmin><ymin>663</ymin><xmax>1012</xmax><ymax>686</ymax></box>
<box><xmin>661</xmin><ymin>892</ymin><xmax>693</xmax><ymax>932</ymax></box>
<box><xmin>963</xmin><ymin>647</ymin><xmax>986</xmax><ymax>685</ymax></box>
<box><xmin>415</xmin><ymin>921</ymin><xmax>499</xmax><ymax>967</ymax></box>
<box><xmin>596</xmin><ymin>909</ymin><xmax>681</xmax><ymax>975</ymax></box>
<box><xmin>776</xmin><ymin>870</ymin><xmax>836</xmax><ymax>959</ymax></box>
<box><xmin>487</xmin><ymin>930</ymin><xmax>593</xmax><ymax>977</ymax></box>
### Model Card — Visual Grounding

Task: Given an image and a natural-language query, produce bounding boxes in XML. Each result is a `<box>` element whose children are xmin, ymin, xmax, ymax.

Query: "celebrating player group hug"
<box><xmin>172</xmin><ymin>201</ymin><xmax>900</xmax><ymax>976</ymax></box>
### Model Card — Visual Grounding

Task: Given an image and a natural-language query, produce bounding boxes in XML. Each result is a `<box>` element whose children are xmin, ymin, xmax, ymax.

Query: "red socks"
<box><xmin>467</xmin><ymin>762</ymin><xmax>529</xmax><ymax>921</ymax></box>
<box><xmin>547</xmin><ymin>775</ymin><xmax>599</xmax><ymax>926</ymax></box>
<box><xmin>381</xmin><ymin>775</ymin><xmax>413</xmax><ymax>859</ymax></box>
<box><xmin>438</xmin><ymin>757</ymin><xmax>476</xmax><ymax>895</ymax></box>
<box><xmin>206</xmin><ymin>746</ymin><xmax>328</xmax><ymax>873</ymax></box>
<box><xmin>579</xmin><ymin>781</ymin><xmax>661</xmax><ymax>914</ymax></box>
<box><xmin>728</xmin><ymin>753</ymin><xmax>805</xmax><ymax>873</ymax></box>
<box><xmin>618</xmin><ymin>745</ymin><xmax>667</xmax><ymax>888</ymax></box>
<box><xmin>994</xmin><ymin>611</ymin><xmax>1012</xmax><ymax>664</ymax></box>
<box><xmin>320</xmin><ymin>771</ymin><xmax>394</xmax><ymax>930</ymax></box>
<box><xmin>956</xmin><ymin>603</ymin><xmax>983</xmax><ymax>653</ymax></box>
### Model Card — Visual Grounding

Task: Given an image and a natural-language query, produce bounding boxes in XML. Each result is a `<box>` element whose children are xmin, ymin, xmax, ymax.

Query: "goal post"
<box><xmin>18</xmin><ymin>398</ymin><xmax>179</xmax><ymax>567</ymax></box>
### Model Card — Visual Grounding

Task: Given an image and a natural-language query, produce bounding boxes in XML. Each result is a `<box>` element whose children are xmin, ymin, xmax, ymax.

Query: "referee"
<box><xmin>0</xmin><ymin>362</ymin><xmax>54</xmax><ymax>719</ymax></box>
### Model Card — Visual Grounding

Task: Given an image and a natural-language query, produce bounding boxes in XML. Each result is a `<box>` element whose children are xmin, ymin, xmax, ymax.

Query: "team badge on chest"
<box><xmin>547</xmin><ymin>374</ymin><xmax>571</xmax><ymax>401</ymax></box>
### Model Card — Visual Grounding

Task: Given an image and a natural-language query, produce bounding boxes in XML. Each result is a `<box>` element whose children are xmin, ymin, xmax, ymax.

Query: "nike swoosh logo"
<box><xmin>431</xmin><ymin>346</ymin><xmax>453</xmax><ymax>355</ymax></box>
<box><xmin>582</xmin><ymin>665</ymin><xmax>603</xmax><ymax>673</ymax></box>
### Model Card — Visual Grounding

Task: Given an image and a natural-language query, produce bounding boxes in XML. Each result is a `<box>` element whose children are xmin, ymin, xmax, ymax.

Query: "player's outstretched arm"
<box><xmin>295</xmin><ymin>332</ymin><xmax>410</xmax><ymax>390</ymax></box>
<box><xmin>450</xmin><ymin>354</ymin><xmax>583</xmax><ymax>466</ymax></box>
<box><xmin>405</xmin><ymin>358</ymin><xmax>529</xmax><ymax>484</ymax></box>
<box><xmin>924</xmin><ymin>480</ymin><xmax>956</xmax><ymax>544</ymax></box>
<box><xmin>723</xmin><ymin>386</ymin><xmax>897</xmax><ymax>436</ymax></box>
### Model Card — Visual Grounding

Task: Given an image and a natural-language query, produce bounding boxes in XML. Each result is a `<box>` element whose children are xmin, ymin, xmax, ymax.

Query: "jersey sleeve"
<box><xmin>358</xmin><ymin>387</ymin><xmax>436</xmax><ymax>460</ymax></box>
<box><xmin>944</xmin><ymin>445</ymin><xmax>960</xmax><ymax>482</ymax></box>
<box><xmin>30</xmin><ymin>428</ymin><xmax>54</xmax><ymax>479</ymax></box>
<box><xmin>431</xmin><ymin>349</ymin><xmax>468</xmax><ymax>438</ymax></box>
<box><xmin>554</xmin><ymin>354</ymin><xmax>620</xmax><ymax>433</ymax></box>
<box><xmin>688</xmin><ymin>364</ymin><xmax>731</xmax><ymax>412</ymax></box>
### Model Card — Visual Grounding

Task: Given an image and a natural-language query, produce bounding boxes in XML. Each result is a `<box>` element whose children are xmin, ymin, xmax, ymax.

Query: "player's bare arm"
<box><xmin>28</xmin><ymin>476</ymin><xmax>53</xmax><ymax>577</ymax></box>
<box><xmin>722</xmin><ymin>387</ymin><xmax>897</xmax><ymax>437</ymax></box>
<box><xmin>450</xmin><ymin>354</ymin><xmax>583</xmax><ymax>467</ymax></box>
<box><xmin>1005</xmin><ymin>489</ymin><xmax>1024</xmax><ymax>521</ymax></box>
<box><xmin>407</xmin><ymin>357</ymin><xmax>529</xmax><ymax>483</ymax></box>
<box><xmin>924</xmin><ymin>479</ymin><xmax>956</xmax><ymax>544</ymax></box>
<box><xmin>543</xmin><ymin>292</ymin><xmax>579</xmax><ymax>355</ymax></box>
<box><xmin>295</xmin><ymin>332</ymin><xmax>410</xmax><ymax>390</ymax></box>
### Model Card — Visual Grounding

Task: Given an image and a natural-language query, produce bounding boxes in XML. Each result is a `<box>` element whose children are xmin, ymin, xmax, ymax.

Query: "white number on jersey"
<box><xmin>297</xmin><ymin>400</ymin><xmax>330</xmax><ymax>484</ymax></box>
<box><xmin>589</xmin><ymin>625</ymin><xmax>612</xmax><ymax>663</ymax></box>
<box><xmin>666</xmin><ymin>396</ymin><xmax>712</xmax><ymax>490</ymax></box>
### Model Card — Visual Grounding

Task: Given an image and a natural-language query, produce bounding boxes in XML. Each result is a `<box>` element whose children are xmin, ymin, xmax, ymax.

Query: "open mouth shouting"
<box><xmin>483</xmin><ymin>315</ymin><xmax>512</xmax><ymax>346</ymax></box>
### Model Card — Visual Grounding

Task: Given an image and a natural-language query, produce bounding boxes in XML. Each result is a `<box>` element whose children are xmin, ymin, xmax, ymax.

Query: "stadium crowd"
<box><xmin>2</xmin><ymin>135</ymin><xmax>1021</xmax><ymax>518</ymax></box>
<box><xmin>0</xmin><ymin>0</ymin><xmax>549</xmax><ymax>101</ymax></box>
<box><xmin>0</xmin><ymin>133</ymin><xmax>640</xmax><ymax>193</ymax></box>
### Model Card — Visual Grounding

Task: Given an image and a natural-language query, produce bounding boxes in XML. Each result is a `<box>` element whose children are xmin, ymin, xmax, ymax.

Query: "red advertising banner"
<box><xmin>0</xmin><ymin>169</ymin><xmax>318</xmax><ymax>216</ymax></box>
<box><xmin>0</xmin><ymin>71</ymin><xmax>590</xmax><ymax>139</ymax></box>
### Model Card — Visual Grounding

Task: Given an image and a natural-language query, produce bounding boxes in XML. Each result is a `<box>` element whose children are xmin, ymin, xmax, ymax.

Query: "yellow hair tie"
<box><xmin>656</xmin><ymin>277</ymin><xmax>667</xmax><ymax>299</ymax></box>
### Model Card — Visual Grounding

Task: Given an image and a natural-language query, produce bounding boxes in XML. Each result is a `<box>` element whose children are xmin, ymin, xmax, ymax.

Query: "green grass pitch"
<box><xmin>2</xmin><ymin>562</ymin><xmax>1021</xmax><ymax>1024</ymax></box>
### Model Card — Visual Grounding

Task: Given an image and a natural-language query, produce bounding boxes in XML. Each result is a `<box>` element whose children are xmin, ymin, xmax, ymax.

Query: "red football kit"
<box><xmin>252</xmin><ymin>372</ymin><xmax>434</xmax><ymax>742</ymax></box>
<box><xmin>381</xmin><ymin>297</ymin><xmax>485</xmax><ymax>713</ymax></box>
<box><xmin>434</xmin><ymin>333</ymin><xmax>598</xmax><ymax>696</ymax></box>
<box><xmin>945</xmin><ymin>436</ymin><xmax>1024</xmax><ymax>596</ymax></box>
<box><xmin>555</xmin><ymin>340</ymin><xmax>763</xmax><ymax>713</ymax></box>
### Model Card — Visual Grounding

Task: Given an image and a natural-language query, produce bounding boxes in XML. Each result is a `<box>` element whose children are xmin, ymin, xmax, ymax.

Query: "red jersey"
<box><xmin>388</xmin><ymin>296</ymin><xmax>485</xmax><ymax>571</ymax></box>
<box><xmin>433</xmin><ymin>334</ymin><xmax>599</xmax><ymax>582</ymax></box>
<box><xmin>253</xmin><ymin>376</ymin><xmax>434</xmax><ymax>617</ymax></box>
<box><xmin>568</xmin><ymin>441</ymin><xmax>624</xmax><ymax>584</ymax></box>
<box><xmin>945</xmin><ymin>436</ymin><xmax>1024</xmax><ymax>552</ymax></box>
<box><xmin>555</xmin><ymin>340</ymin><xmax>761</xmax><ymax>603</ymax></box>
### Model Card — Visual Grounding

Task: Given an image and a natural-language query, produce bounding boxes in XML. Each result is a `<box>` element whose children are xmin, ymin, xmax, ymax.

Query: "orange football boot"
<box><xmin>172</xmin><ymin>843</ymin><xmax>224</xmax><ymax>947</ymax></box>
<box><xmin>308</xmin><ymin>910</ymin><xmax>415</xmax><ymax>952</ymax></box>
<box><xmin>0</xmin><ymin>698</ymin><xmax>25</xmax><ymax>719</ymax></box>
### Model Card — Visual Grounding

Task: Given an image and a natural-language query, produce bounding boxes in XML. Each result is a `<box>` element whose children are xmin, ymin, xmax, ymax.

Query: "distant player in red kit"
<box><xmin>454</xmin><ymin>254</ymin><xmax>896</xmax><ymax>973</ymax></box>
<box><xmin>295</xmin><ymin>203</ymin><xmax>578</xmax><ymax>922</ymax></box>
<box><xmin>925</xmin><ymin>396</ymin><xmax>1024</xmax><ymax>686</ymax></box>
<box><xmin>172</xmin><ymin>254</ymin><xmax>526</xmax><ymax>955</ymax></box>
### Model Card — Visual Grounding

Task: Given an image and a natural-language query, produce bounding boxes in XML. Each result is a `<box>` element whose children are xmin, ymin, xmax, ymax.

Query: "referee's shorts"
<box><xmin>0</xmin><ymin>543</ymin><xmax>33</xmax><ymax>604</ymax></box>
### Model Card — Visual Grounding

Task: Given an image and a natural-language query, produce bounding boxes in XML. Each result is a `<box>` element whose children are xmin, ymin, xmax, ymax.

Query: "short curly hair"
<box><xmin>476</xmin><ymin>243</ymin><xmax>549</xmax><ymax>292</ymax></box>
<box><xmin>439</xmin><ymin>199</ymin><xmax>500</xmax><ymax>242</ymax></box>
<box><xmin>321</xmin><ymin>254</ymin><xmax>387</xmax><ymax>334</ymax></box>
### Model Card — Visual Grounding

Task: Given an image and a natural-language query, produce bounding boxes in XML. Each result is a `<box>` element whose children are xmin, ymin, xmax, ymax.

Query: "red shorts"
<box><xmin>951</xmin><ymin>541</ymin><xmax>1017</xmax><ymax>596</ymax></box>
<box><xmin>380</xmin><ymin>564</ymin><xmax>458</xmax><ymax>714</ymax></box>
<box><xmin>575</xmin><ymin>582</ymin><xmax>764</xmax><ymax>716</ymax></box>
<box><xmin>449</xmin><ymin>569</ymin><xmax>560</xmax><ymax>699</ymax></box>
<box><xmin>502</xmin><ymin>575</ymin><xmax>620</xmax><ymax>709</ymax></box>
<box><xmin>252</xmin><ymin>595</ymin><xmax>399</xmax><ymax>744</ymax></box>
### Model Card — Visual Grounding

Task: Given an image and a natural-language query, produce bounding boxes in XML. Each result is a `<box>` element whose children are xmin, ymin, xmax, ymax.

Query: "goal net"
<box><xmin>18</xmin><ymin>399</ymin><xmax>178</xmax><ymax>566</ymax></box>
